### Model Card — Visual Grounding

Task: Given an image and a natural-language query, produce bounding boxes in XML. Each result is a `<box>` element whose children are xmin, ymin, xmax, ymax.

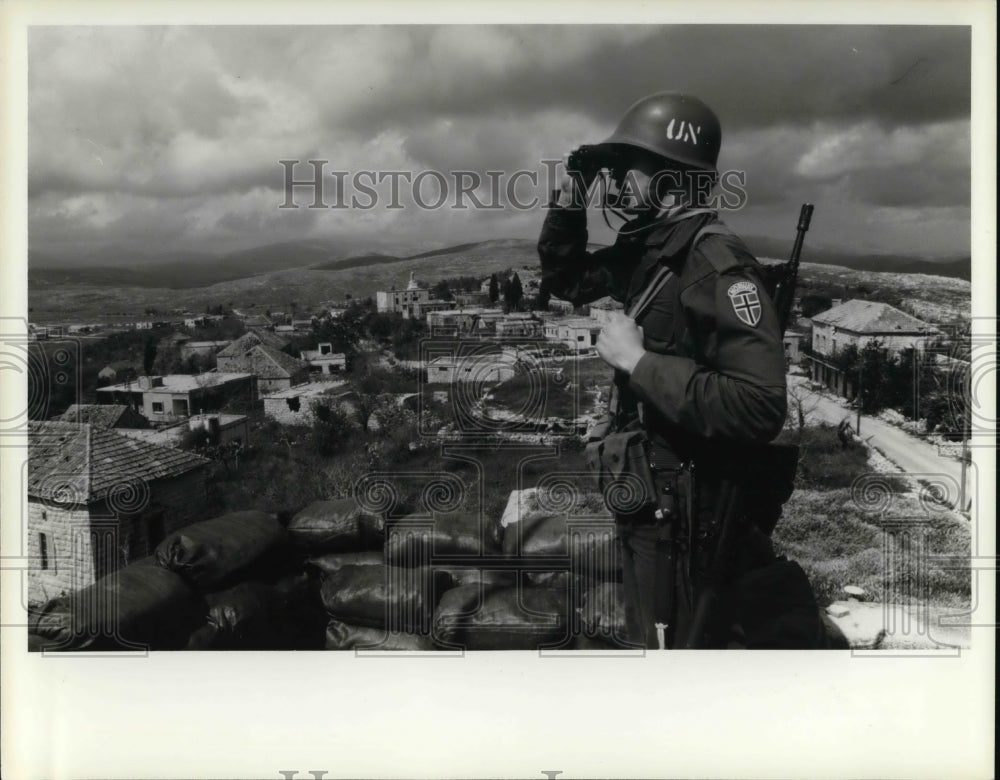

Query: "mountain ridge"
<box><xmin>29</xmin><ymin>235</ymin><xmax>971</xmax><ymax>292</ymax></box>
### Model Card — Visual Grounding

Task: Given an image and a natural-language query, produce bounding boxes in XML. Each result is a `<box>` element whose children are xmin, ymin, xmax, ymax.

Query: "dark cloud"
<box><xmin>25</xmin><ymin>24</ymin><xmax>973</xmax><ymax>259</ymax></box>
<box><xmin>330</xmin><ymin>26</ymin><xmax>970</xmax><ymax>134</ymax></box>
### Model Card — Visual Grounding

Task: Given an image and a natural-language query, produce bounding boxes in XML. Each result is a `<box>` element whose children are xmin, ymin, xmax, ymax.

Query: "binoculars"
<box><xmin>566</xmin><ymin>144</ymin><xmax>627</xmax><ymax>185</ymax></box>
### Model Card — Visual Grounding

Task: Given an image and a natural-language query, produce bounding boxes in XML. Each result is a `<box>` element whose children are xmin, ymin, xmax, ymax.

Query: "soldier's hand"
<box><xmin>596</xmin><ymin>313</ymin><xmax>646</xmax><ymax>374</ymax></box>
<box><xmin>557</xmin><ymin>150</ymin><xmax>599</xmax><ymax>208</ymax></box>
<box><xmin>555</xmin><ymin>154</ymin><xmax>580</xmax><ymax>208</ymax></box>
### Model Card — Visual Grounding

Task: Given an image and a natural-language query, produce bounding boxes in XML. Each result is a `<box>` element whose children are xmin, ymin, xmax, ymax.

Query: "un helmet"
<box><xmin>601</xmin><ymin>91</ymin><xmax>722</xmax><ymax>173</ymax></box>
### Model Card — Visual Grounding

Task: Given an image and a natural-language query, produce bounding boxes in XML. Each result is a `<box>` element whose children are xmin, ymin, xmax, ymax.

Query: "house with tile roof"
<box><xmin>216</xmin><ymin>334</ymin><xmax>310</xmax><ymax>395</ymax></box>
<box><xmin>809</xmin><ymin>300</ymin><xmax>943</xmax><ymax>395</ymax></box>
<box><xmin>26</xmin><ymin>421</ymin><xmax>211</xmax><ymax>602</ymax></box>
<box><xmin>55</xmin><ymin>404</ymin><xmax>149</xmax><ymax>430</ymax></box>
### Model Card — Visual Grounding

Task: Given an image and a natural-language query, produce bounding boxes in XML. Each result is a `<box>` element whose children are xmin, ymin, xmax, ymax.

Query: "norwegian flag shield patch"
<box><xmin>727</xmin><ymin>280</ymin><xmax>762</xmax><ymax>327</ymax></box>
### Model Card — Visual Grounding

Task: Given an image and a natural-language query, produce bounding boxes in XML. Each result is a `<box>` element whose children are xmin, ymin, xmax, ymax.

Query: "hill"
<box><xmin>28</xmin><ymin>237</ymin><xmax>971</xmax><ymax>326</ymax></box>
<box><xmin>744</xmin><ymin>235</ymin><xmax>970</xmax><ymax>281</ymax></box>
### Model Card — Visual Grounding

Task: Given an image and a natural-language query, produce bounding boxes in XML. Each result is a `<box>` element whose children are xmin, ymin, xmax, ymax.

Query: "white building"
<box><xmin>544</xmin><ymin>317</ymin><xmax>602</xmax><ymax>354</ymax></box>
<box><xmin>301</xmin><ymin>343</ymin><xmax>347</xmax><ymax>375</ymax></box>
<box><xmin>376</xmin><ymin>272</ymin><xmax>430</xmax><ymax>318</ymax></box>
<box><xmin>96</xmin><ymin>373</ymin><xmax>256</xmax><ymax>422</ymax></box>
<box><xmin>426</xmin><ymin>353</ymin><xmax>517</xmax><ymax>384</ymax></box>
<box><xmin>547</xmin><ymin>299</ymin><xmax>575</xmax><ymax>315</ymax></box>
<box><xmin>809</xmin><ymin>300</ymin><xmax>942</xmax><ymax>394</ymax></box>
<box><xmin>811</xmin><ymin>300</ymin><xmax>941</xmax><ymax>359</ymax></box>
<box><xmin>495</xmin><ymin>314</ymin><xmax>542</xmax><ymax>338</ymax></box>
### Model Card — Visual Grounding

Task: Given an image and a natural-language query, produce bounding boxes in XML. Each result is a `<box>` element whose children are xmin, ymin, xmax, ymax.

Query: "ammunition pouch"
<box><xmin>585</xmin><ymin>427</ymin><xmax>659</xmax><ymax>516</ymax></box>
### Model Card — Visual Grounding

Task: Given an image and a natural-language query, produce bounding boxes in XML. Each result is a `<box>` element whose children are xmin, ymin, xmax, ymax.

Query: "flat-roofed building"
<box><xmin>96</xmin><ymin>372</ymin><xmax>256</xmax><ymax>422</ymax></box>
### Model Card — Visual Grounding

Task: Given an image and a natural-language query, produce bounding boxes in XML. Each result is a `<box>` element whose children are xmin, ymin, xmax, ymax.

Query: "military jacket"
<box><xmin>538</xmin><ymin>205</ymin><xmax>787</xmax><ymax>458</ymax></box>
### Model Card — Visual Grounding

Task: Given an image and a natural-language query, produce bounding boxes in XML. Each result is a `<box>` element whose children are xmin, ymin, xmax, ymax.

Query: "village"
<box><xmin>24</xmin><ymin>258</ymin><xmax>972</xmax><ymax>653</ymax></box>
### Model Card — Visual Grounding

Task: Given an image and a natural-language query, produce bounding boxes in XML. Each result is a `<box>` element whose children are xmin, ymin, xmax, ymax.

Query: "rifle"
<box><xmin>681</xmin><ymin>204</ymin><xmax>814</xmax><ymax>649</ymax></box>
<box><xmin>773</xmin><ymin>203</ymin><xmax>814</xmax><ymax>333</ymax></box>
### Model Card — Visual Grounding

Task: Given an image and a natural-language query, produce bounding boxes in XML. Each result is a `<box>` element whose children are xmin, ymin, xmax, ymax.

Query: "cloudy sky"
<box><xmin>28</xmin><ymin>25</ymin><xmax>971</xmax><ymax>262</ymax></box>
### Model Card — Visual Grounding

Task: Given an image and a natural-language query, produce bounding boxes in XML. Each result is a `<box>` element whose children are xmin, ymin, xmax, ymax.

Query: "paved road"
<box><xmin>789</xmin><ymin>375</ymin><xmax>968</xmax><ymax>507</ymax></box>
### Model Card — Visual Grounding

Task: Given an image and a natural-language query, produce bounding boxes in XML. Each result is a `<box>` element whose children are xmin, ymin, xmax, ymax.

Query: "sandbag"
<box><xmin>185</xmin><ymin>623</ymin><xmax>221</xmax><ymax>650</ymax></box>
<box><xmin>269</xmin><ymin>571</ymin><xmax>327</xmax><ymax>650</ymax></box>
<box><xmin>155</xmin><ymin>511</ymin><xmax>288</xmax><ymax>591</ymax></box>
<box><xmin>319</xmin><ymin>564</ymin><xmax>451</xmax><ymax>631</ymax></box>
<box><xmin>288</xmin><ymin>498</ymin><xmax>385</xmax><ymax>553</ymax></box>
<box><xmin>437</xmin><ymin>568</ymin><xmax>516</xmax><ymax>589</ymax></box>
<box><xmin>29</xmin><ymin>556</ymin><xmax>203</xmax><ymax>651</ymax></box>
<box><xmin>433</xmin><ymin>584</ymin><xmax>569</xmax><ymax>650</ymax></box>
<box><xmin>324</xmin><ymin>619</ymin><xmax>436</xmax><ymax>651</ymax></box>
<box><xmin>501</xmin><ymin>515</ymin><xmax>620</xmax><ymax>579</ymax></box>
<box><xmin>524</xmin><ymin>570</ymin><xmax>589</xmax><ymax>595</ymax></box>
<box><xmin>306</xmin><ymin>550</ymin><xmax>386</xmax><ymax>578</ymax></box>
<box><xmin>385</xmin><ymin>512</ymin><xmax>503</xmax><ymax>565</ymax></box>
<box><xmin>204</xmin><ymin>581</ymin><xmax>274</xmax><ymax>647</ymax></box>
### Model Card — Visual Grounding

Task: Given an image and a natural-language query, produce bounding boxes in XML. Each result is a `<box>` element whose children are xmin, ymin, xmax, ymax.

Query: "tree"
<box><xmin>488</xmin><ymin>274</ymin><xmax>499</xmax><ymax>303</ymax></box>
<box><xmin>143</xmin><ymin>338</ymin><xmax>158</xmax><ymax>375</ymax></box>
<box><xmin>309</xmin><ymin>400</ymin><xmax>354</xmax><ymax>455</ymax></box>
<box><xmin>785</xmin><ymin>381</ymin><xmax>820</xmax><ymax>437</ymax></box>
<box><xmin>431</xmin><ymin>280</ymin><xmax>453</xmax><ymax>301</ymax></box>
<box><xmin>533</xmin><ymin>286</ymin><xmax>551</xmax><ymax>312</ymax></box>
<box><xmin>854</xmin><ymin>340</ymin><xmax>895</xmax><ymax>415</ymax></box>
<box><xmin>506</xmin><ymin>272</ymin><xmax>524</xmax><ymax>312</ymax></box>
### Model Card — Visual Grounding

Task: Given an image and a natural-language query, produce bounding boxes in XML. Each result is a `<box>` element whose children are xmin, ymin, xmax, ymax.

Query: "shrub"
<box><xmin>793</xmin><ymin>424</ymin><xmax>907</xmax><ymax>492</ymax></box>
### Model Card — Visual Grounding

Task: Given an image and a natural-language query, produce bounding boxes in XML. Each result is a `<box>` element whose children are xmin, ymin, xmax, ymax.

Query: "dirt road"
<box><xmin>789</xmin><ymin>374</ymin><xmax>969</xmax><ymax>509</ymax></box>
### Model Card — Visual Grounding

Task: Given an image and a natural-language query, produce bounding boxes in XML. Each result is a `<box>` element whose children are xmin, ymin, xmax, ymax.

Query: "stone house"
<box><xmin>216</xmin><ymin>333</ymin><xmax>309</xmax><ymax>395</ymax></box>
<box><xmin>27</xmin><ymin>421</ymin><xmax>210</xmax><ymax>603</ymax></box>
<box><xmin>809</xmin><ymin>300</ymin><xmax>943</xmax><ymax>395</ymax></box>
<box><xmin>261</xmin><ymin>383</ymin><xmax>350</xmax><ymax>426</ymax></box>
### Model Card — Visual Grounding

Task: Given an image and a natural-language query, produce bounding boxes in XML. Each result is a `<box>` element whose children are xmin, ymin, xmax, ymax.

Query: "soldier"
<box><xmin>539</xmin><ymin>92</ymin><xmax>823</xmax><ymax>649</ymax></box>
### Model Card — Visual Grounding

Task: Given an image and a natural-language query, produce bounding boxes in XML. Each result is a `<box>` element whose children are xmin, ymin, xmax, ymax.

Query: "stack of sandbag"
<box><xmin>501</xmin><ymin>513</ymin><xmax>620</xmax><ymax>582</ymax></box>
<box><xmin>28</xmin><ymin>556</ymin><xmax>204</xmax><ymax>651</ymax></box>
<box><xmin>155</xmin><ymin>510</ymin><xmax>292</xmax><ymax>592</ymax></box>
<box><xmin>305</xmin><ymin>550</ymin><xmax>385</xmax><ymax>578</ymax></box>
<box><xmin>383</xmin><ymin>510</ymin><xmax>509</xmax><ymax>594</ymax></box>
<box><xmin>287</xmin><ymin>498</ymin><xmax>385</xmax><ymax>554</ymax></box>
<box><xmin>384</xmin><ymin>511</ymin><xmax>503</xmax><ymax>564</ymax></box>
<box><xmin>184</xmin><ymin>570</ymin><xmax>327</xmax><ymax>650</ymax></box>
<box><xmin>320</xmin><ymin>563</ymin><xmax>452</xmax><ymax>650</ymax></box>
<box><xmin>433</xmin><ymin>583</ymin><xmax>569</xmax><ymax>650</ymax></box>
<box><xmin>185</xmin><ymin>581</ymin><xmax>274</xmax><ymax>650</ymax></box>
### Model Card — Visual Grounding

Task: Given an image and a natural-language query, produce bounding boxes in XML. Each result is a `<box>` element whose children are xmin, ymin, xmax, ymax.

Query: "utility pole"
<box><xmin>959</xmin><ymin>437</ymin><xmax>970</xmax><ymax>514</ymax></box>
<box><xmin>855</xmin><ymin>366</ymin><xmax>862</xmax><ymax>436</ymax></box>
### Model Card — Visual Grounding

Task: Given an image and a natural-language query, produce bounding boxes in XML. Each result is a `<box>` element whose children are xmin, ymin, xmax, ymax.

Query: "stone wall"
<box><xmin>264</xmin><ymin>395</ymin><xmax>319</xmax><ymax>426</ymax></box>
<box><xmin>26</xmin><ymin>500</ymin><xmax>95</xmax><ymax>604</ymax></box>
<box><xmin>26</xmin><ymin>468</ymin><xmax>208</xmax><ymax>603</ymax></box>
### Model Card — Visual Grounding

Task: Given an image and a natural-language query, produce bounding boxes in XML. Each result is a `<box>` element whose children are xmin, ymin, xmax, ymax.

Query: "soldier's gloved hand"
<box><xmin>596</xmin><ymin>313</ymin><xmax>645</xmax><ymax>374</ymax></box>
<box><xmin>556</xmin><ymin>150</ymin><xmax>599</xmax><ymax>209</ymax></box>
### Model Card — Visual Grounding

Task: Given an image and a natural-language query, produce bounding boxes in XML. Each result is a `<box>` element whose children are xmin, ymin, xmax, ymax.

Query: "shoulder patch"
<box><xmin>727</xmin><ymin>280</ymin><xmax>762</xmax><ymax>327</ymax></box>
